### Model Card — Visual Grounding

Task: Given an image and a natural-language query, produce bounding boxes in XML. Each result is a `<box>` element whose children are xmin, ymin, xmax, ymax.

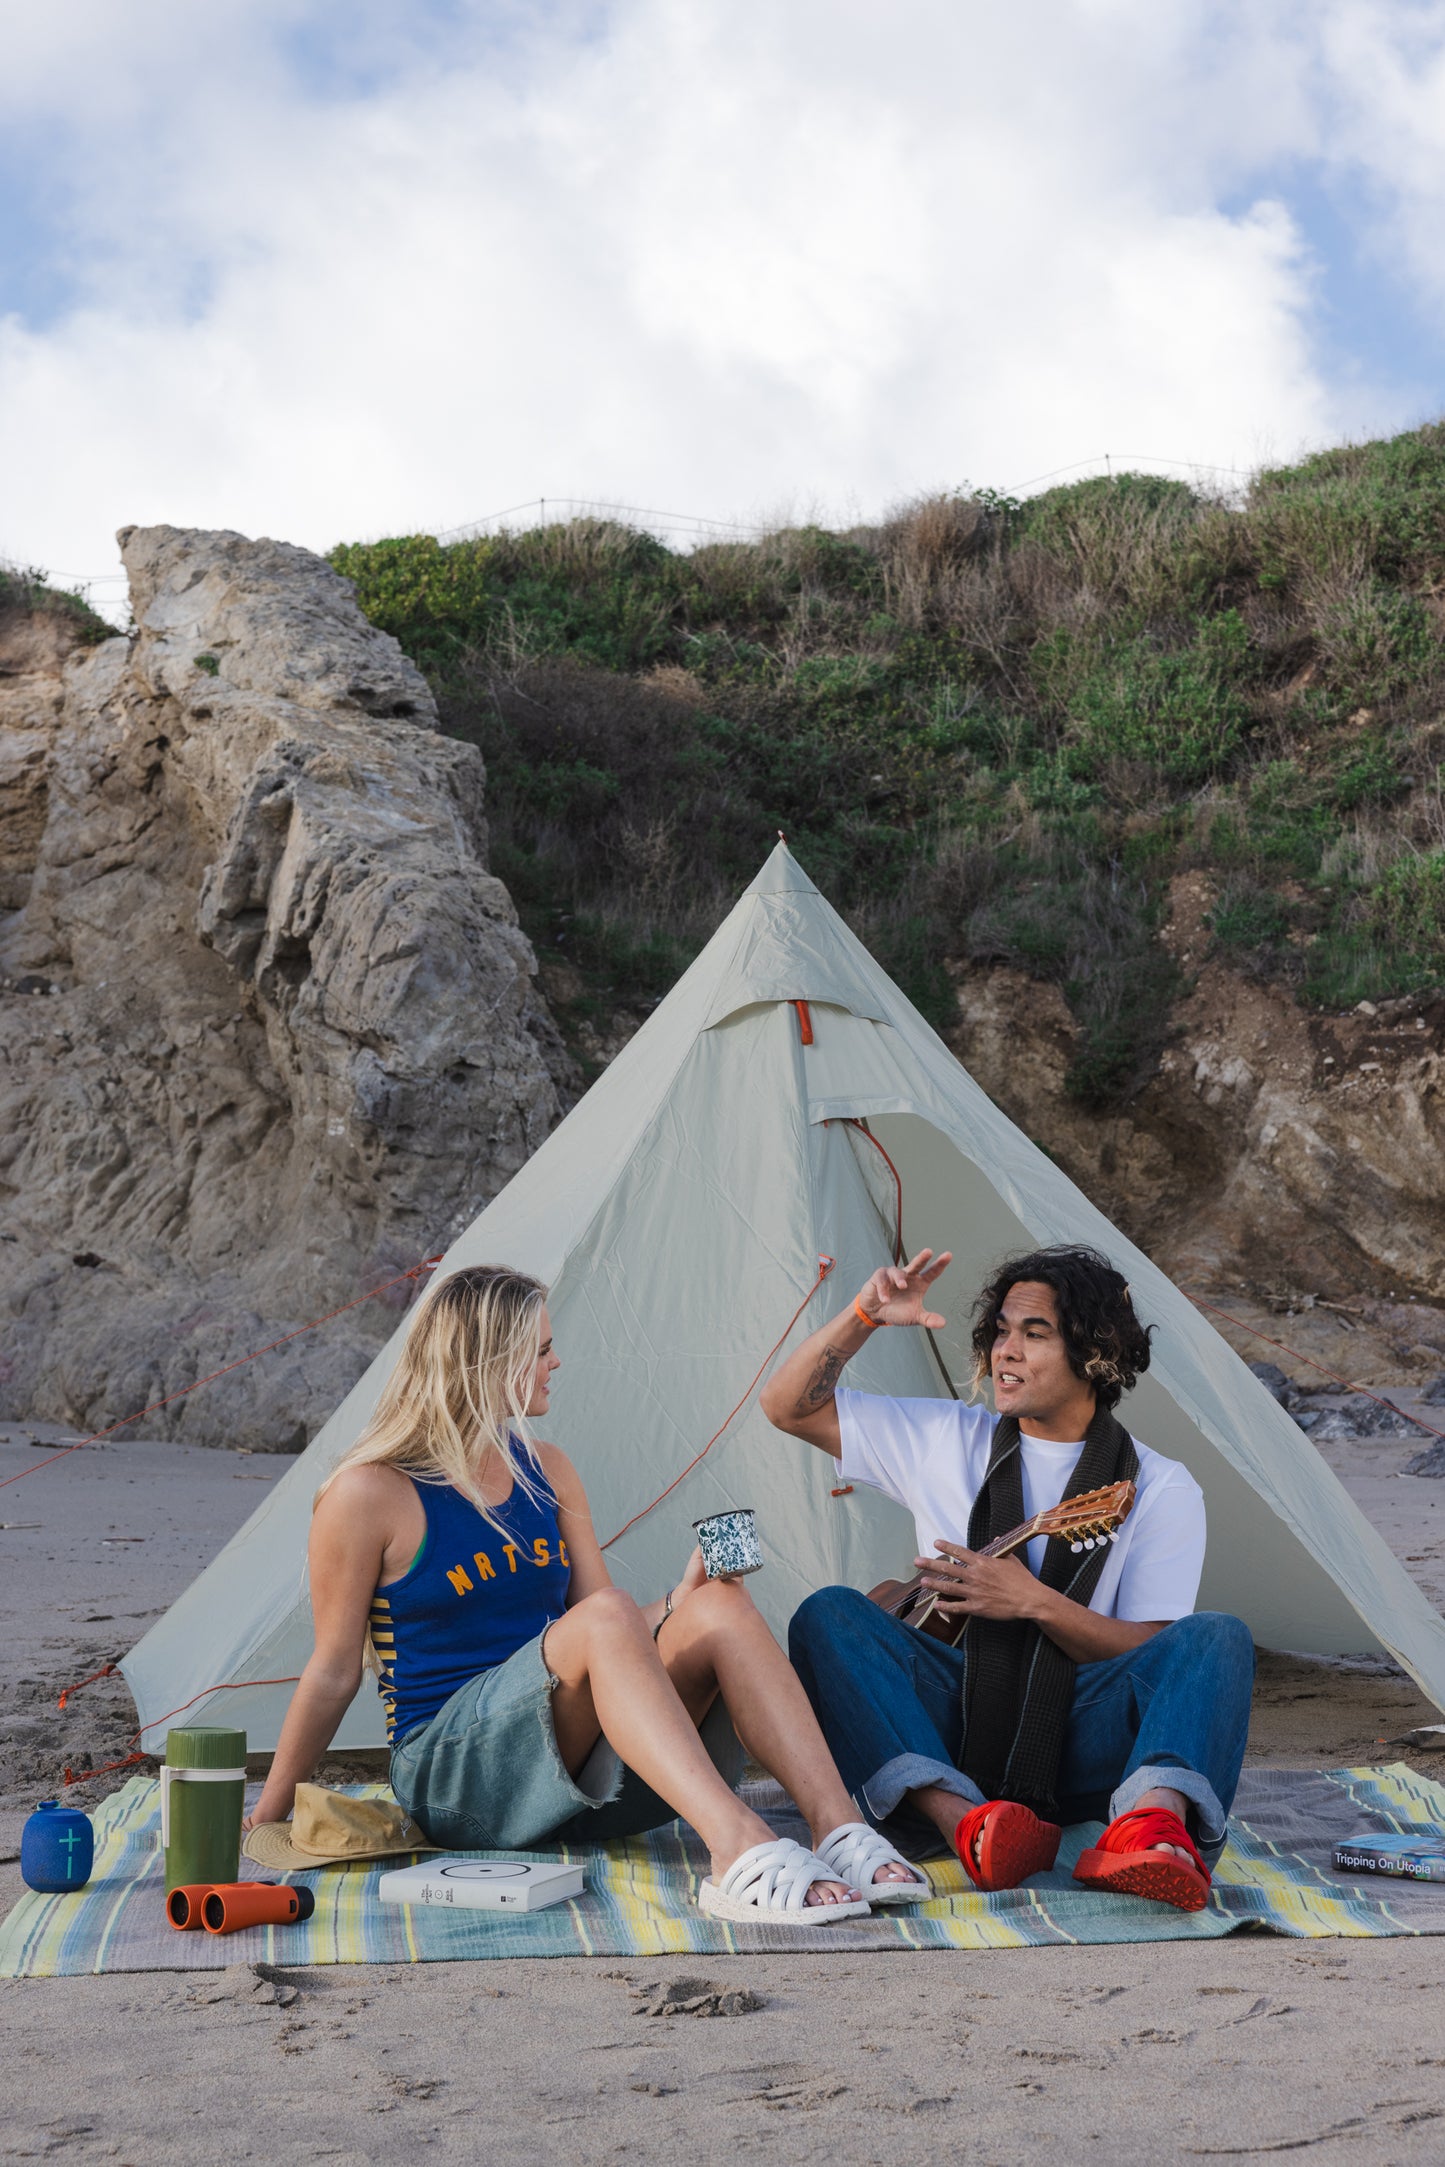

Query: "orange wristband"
<box><xmin>853</xmin><ymin>1295</ymin><xmax>884</xmax><ymax>1330</ymax></box>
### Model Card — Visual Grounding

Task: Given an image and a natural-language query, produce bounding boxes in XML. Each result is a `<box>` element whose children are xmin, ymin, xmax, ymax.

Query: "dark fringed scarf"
<box><xmin>956</xmin><ymin>1408</ymin><xmax>1139</xmax><ymax>1817</ymax></box>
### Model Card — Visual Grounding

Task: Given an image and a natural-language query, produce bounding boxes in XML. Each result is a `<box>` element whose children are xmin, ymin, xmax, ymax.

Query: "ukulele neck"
<box><xmin>978</xmin><ymin>1524</ymin><xmax>1036</xmax><ymax>1561</ymax></box>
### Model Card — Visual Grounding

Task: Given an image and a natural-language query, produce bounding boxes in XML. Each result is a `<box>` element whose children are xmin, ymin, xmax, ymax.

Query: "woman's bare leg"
<box><xmin>541</xmin><ymin>1588</ymin><xmax>858</xmax><ymax>1905</ymax></box>
<box><xmin>658</xmin><ymin>1579</ymin><xmax>921</xmax><ymax>1887</ymax></box>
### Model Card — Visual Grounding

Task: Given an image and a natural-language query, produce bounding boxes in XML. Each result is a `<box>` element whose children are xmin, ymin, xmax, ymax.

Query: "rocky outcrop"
<box><xmin>946</xmin><ymin>870</ymin><xmax>1445</xmax><ymax>1388</ymax></box>
<box><xmin>0</xmin><ymin>608</ymin><xmax>74</xmax><ymax>914</ymax></box>
<box><xmin>0</xmin><ymin>527</ymin><xmax>566</xmax><ymax>1448</ymax></box>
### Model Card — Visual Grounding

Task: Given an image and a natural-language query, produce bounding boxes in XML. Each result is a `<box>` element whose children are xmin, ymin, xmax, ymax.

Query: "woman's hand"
<box><xmin>676</xmin><ymin>1546</ymin><xmax>708</xmax><ymax>1601</ymax></box>
<box><xmin>243</xmin><ymin>1781</ymin><xmax>297</xmax><ymax>1832</ymax></box>
<box><xmin>647</xmin><ymin>1547</ymin><xmax>708</xmax><ymax>1639</ymax></box>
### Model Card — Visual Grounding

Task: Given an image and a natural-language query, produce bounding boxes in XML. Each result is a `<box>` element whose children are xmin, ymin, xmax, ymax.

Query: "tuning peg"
<box><xmin>1082</xmin><ymin>1537</ymin><xmax>1096</xmax><ymax>1550</ymax></box>
<box><xmin>1069</xmin><ymin>1540</ymin><xmax>1083</xmax><ymax>1554</ymax></box>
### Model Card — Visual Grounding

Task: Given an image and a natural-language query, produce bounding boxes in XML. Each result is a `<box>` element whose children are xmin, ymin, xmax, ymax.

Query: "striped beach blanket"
<box><xmin>3</xmin><ymin>1763</ymin><xmax>1442</xmax><ymax>1976</ymax></box>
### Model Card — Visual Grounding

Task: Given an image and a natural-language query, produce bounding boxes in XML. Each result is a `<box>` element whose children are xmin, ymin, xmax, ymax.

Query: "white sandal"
<box><xmin>698</xmin><ymin>1838</ymin><xmax>871</xmax><ymax>1926</ymax></box>
<box><xmin>816</xmin><ymin>1821</ymin><xmax>932</xmax><ymax>1906</ymax></box>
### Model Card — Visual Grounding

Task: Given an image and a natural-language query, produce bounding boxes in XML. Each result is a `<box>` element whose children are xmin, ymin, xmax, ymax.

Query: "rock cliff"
<box><xmin>947</xmin><ymin>869</ymin><xmax>1445</xmax><ymax>1389</ymax></box>
<box><xmin>0</xmin><ymin>527</ymin><xmax>566</xmax><ymax>1449</ymax></box>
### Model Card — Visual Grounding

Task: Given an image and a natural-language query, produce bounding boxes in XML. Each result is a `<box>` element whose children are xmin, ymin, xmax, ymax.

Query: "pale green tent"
<box><xmin>122</xmin><ymin>843</ymin><xmax>1445</xmax><ymax>1749</ymax></box>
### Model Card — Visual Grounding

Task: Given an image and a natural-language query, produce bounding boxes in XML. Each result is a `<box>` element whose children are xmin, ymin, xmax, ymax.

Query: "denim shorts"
<box><xmin>388</xmin><ymin>1628</ymin><xmax>743</xmax><ymax>1851</ymax></box>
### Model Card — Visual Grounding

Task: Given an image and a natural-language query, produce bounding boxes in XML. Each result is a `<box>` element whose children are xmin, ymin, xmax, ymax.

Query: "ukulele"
<box><xmin>866</xmin><ymin>1480</ymin><xmax>1137</xmax><ymax>1648</ymax></box>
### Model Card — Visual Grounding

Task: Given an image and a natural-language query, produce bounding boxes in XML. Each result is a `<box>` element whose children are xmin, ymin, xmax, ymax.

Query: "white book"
<box><xmin>377</xmin><ymin>1856</ymin><xmax>586</xmax><ymax>1913</ymax></box>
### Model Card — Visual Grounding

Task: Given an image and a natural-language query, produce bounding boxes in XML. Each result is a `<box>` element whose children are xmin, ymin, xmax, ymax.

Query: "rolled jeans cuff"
<box><xmin>861</xmin><ymin>1752</ymin><xmax>985</xmax><ymax>1825</ymax></box>
<box><xmin>1110</xmin><ymin>1763</ymin><xmax>1228</xmax><ymax>1866</ymax></box>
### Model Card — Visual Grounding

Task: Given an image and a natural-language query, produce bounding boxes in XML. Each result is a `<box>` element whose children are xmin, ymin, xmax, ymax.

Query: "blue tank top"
<box><xmin>369</xmin><ymin>1461</ymin><xmax>572</xmax><ymax>1743</ymax></box>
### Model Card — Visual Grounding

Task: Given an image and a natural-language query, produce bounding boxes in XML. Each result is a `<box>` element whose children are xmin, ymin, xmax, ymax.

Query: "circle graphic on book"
<box><xmin>436</xmin><ymin>1862</ymin><xmax>538</xmax><ymax>1881</ymax></box>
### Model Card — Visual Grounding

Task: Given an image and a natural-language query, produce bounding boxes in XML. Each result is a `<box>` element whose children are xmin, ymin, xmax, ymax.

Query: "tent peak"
<box><xmin>745</xmin><ymin>840</ymin><xmax>821</xmax><ymax>898</ymax></box>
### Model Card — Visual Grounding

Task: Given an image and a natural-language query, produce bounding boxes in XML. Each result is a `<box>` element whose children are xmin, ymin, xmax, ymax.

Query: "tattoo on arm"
<box><xmin>795</xmin><ymin>1344</ymin><xmax>847</xmax><ymax>1416</ymax></box>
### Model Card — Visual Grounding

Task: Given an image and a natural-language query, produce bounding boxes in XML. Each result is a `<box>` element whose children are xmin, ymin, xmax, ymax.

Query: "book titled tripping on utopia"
<box><xmin>378</xmin><ymin>1858</ymin><xmax>586</xmax><ymax>1912</ymax></box>
<box><xmin>1333</xmin><ymin>1832</ymin><xmax>1445</xmax><ymax>1883</ymax></box>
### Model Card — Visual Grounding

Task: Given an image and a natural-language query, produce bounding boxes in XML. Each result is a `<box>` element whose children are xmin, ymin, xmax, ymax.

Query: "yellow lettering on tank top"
<box><xmin>502</xmin><ymin>1543</ymin><xmax>519</xmax><ymax>1573</ymax></box>
<box><xmin>559</xmin><ymin>1538</ymin><xmax>570</xmax><ymax>1568</ymax></box>
<box><xmin>445</xmin><ymin>1564</ymin><xmax>475</xmax><ymax>1596</ymax></box>
<box><xmin>473</xmin><ymin>1551</ymin><xmax>496</xmax><ymax>1581</ymax></box>
<box><xmin>532</xmin><ymin>1538</ymin><xmax>551</xmax><ymax>1567</ymax></box>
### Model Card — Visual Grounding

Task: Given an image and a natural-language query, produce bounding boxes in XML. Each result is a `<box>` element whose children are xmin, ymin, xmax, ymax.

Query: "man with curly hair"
<box><xmin>761</xmin><ymin>1244</ymin><xmax>1254</xmax><ymax>1911</ymax></box>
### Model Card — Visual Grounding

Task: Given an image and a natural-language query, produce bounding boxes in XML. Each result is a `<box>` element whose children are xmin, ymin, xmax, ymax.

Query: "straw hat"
<box><xmin>242</xmin><ymin>1783</ymin><xmax>441</xmax><ymax>1871</ymax></box>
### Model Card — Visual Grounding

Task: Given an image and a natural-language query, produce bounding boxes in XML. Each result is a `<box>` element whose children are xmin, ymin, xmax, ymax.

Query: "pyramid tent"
<box><xmin>123</xmin><ymin>842</ymin><xmax>1445</xmax><ymax>1749</ymax></box>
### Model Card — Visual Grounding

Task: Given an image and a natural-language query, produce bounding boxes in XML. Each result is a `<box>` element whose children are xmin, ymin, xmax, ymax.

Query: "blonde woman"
<box><xmin>247</xmin><ymin>1265</ymin><xmax>927</xmax><ymax>1923</ymax></box>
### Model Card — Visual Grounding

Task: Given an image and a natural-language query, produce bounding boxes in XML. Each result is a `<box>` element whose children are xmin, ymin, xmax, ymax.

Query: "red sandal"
<box><xmin>1072</xmin><ymin>1807</ymin><xmax>1211</xmax><ymax>1911</ymax></box>
<box><xmin>954</xmin><ymin>1800</ymin><xmax>1061</xmax><ymax>1892</ymax></box>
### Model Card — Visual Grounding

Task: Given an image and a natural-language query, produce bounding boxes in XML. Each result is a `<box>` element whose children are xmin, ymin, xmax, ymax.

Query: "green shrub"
<box><xmin>563</xmin><ymin>910</ymin><xmax>692</xmax><ymax>1000</ymax></box>
<box><xmin>859</xmin><ymin>906</ymin><xmax>956</xmax><ymax>1030</ymax></box>
<box><xmin>1374</xmin><ymin>850</ymin><xmax>1445</xmax><ymax>966</ymax></box>
<box><xmin>1299</xmin><ymin>929</ymin><xmax>1405</xmax><ymax>1009</ymax></box>
<box><xmin>1209</xmin><ymin>761</ymin><xmax>1336</xmax><ymax>878</ymax></box>
<box><xmin>1064</xmin><ymin>611</ymin><xmax>1253</xmax><ymax>786</ymax></box>
<box><xmin>1207</xmin><ymin>876</ymin><xmax>1293</xmax><ymax>954</ymax></box>
<box><xmin>1020</xmin><ymin>470</ymin><xmax>1200</xmax><ymax>574</ymax></box>
<box><xmin>1249</xmin><ymin>422</ymin><xmax>1445</xmax><ymax>587</ymax></box>
<box><xmin>1325</xmin><ymin>733</ymin><xmax>1411</xmax><ymax>811</ymax></box>
<box><xmin>967</xmin><ymin>860</ymin><xmax>1179</xmax><ymax>1106</ymax></box>
<box><xmin>1315</xmin><ymin>581</ymin><xmax>1439</xmax><ymax>705</ymax></box>
<box><xmin>1118</xmin><ymin>812</ymin><xmax>1187</xmax><ymax>876</ymax></box>
<box><xmin>330</xmin><ymin>534</ymin><xmax>494</xmax><ymax>671</ymax></box>
<box><xmin>1017</xmin><ymin>471</ymin><xmax>1238</xmax><ymax>618</ymax></box>
<box><xmin>1302</xmin><ymin>850</ymin><xmax>1445</xmax><ymax>1006</ymax></box>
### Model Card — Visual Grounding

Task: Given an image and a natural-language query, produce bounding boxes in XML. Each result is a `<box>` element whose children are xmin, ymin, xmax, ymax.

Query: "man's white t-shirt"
<box><xmin>836</xmin><ymin>1392</ymin><xmax>1206</xmax><ymax>1623</ymax></box>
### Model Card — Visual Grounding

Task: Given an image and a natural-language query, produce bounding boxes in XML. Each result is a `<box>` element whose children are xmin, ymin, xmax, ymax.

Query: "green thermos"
<box><xmin>162</xmin><ymin>1726</ymin><xmax>247</xmax><ymax>1894</ymax></box>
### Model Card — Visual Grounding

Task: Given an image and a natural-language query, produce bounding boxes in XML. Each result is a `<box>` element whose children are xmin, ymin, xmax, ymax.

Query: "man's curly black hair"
<box><xmin>969</xmin><ymin>1246</ymin><xmax>1154</xmax><ymax>1411</ymax></box>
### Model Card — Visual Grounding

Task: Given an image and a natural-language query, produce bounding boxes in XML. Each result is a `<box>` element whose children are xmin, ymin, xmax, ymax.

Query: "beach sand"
<box><xmin>4</xmin><ymin>1419</ymin><xmax>1445</xmax><ymax>2164</ymax></box>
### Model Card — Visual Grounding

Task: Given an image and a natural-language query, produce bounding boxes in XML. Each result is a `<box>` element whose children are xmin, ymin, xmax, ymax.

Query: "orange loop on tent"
<box><xmin>793</xmin><ymin>1000</ymin><xmax>814</xmax><ymax>1045</ymax></box>
<box><xmin>1</xmin><ymin>1254</ymin><xmax>445</xmax><ymax>1494</ymax></box>
<box><xmin>600</xmin><ymin>1255</ymin><xmax>837</xmax><ymax>1550</ymax></box>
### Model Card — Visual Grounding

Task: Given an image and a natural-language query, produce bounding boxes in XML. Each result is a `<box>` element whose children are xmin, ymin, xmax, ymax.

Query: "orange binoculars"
<box><xmin>166</xmin><ymin>1881</ymin><xmax>317</xmax><ymax>1934</ymax></box>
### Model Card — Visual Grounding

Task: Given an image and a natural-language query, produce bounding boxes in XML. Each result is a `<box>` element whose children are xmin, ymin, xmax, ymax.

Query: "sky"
<box><xmin>1</xmin><ymin>0</ymin><xmax>1443</xmax><ymax>614</ymax></box>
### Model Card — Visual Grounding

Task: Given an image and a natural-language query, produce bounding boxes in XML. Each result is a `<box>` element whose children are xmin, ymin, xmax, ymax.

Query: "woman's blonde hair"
<box><xmin>318</xmin><ymin>1263</ymin><xmax>550</xmax><ymax>1537</ymax></box>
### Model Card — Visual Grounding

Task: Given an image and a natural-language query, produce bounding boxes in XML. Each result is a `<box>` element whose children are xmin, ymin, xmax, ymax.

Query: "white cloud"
<box><xmin>1313</xmin><ymin>0</ymin><xmax>1445</xmax><ymax>312</ymax></box>
<box><xmin>0</xmin><ymin>0</ymin><xmax>1439</xmax><ymax>599</ymax></box>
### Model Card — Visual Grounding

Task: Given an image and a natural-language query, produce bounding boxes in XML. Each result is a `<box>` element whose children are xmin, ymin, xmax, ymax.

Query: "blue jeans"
<box><xmin>788</xmin><ymin>1587</ymin><xmax>1254</xmax><ymax>1866</ymax></box>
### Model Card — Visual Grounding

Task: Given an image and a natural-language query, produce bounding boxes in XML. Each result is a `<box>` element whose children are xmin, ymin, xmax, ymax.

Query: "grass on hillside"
<box><xmin>0</xmin><ymin>563</ymin><xmax>116</xmax><ymax>648</ymax></box>
<box><xmin>330</xmin><ymin>424</ymin><xmax>1445</xmax><ymax>1100</ymax></box>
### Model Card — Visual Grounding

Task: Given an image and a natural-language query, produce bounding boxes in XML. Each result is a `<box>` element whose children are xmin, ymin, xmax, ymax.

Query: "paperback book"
<box><xmin>378</xmin><ymin>1857</ymin><xmax>586</xmax><ymax>1912</ymax></box>
<box><xmin>1332</xmin><ymin>1831</ymin><xmax>1445</xmax><ymax>1883</ymax></box>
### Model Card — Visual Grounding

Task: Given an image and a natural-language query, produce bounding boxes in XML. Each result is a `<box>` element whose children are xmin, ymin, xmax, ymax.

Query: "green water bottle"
<box><xmin>162</xmin><ymin>1726</ymin><xmax>247</xmax><ymax>1894</ymax></box>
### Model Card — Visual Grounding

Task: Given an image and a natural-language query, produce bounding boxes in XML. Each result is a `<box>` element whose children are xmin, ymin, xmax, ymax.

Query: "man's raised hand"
<box><xmin>858</xmin><ymin>1248</ymin><xmax>953</xmax><ymax>1329</ymax></box>
<box><xmin>760</xmin><ymin>1244</ymin><xmax>953</xmax><ymax>1455</ymax></box>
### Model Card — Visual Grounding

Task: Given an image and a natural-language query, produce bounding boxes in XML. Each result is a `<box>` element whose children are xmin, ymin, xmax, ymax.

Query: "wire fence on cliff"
<box><xmin>40</xmin><ymin>447</ymin><xmax>1265</xmax><ymax>623</ymax></box>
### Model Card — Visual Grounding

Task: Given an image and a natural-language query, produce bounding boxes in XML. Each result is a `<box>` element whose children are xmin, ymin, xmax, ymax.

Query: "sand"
<box><xmin>4</xmin><ymin>1417</ymin><xmax>1445</xmax><ymax>2164</ymax></box>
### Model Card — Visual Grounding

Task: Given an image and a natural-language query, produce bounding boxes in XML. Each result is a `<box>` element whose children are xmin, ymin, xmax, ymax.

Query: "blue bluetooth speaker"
<box><xmin>21</xmin><ymin>1800</ymin><xmax>94</xmax><ymax>1893</ymax></box>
